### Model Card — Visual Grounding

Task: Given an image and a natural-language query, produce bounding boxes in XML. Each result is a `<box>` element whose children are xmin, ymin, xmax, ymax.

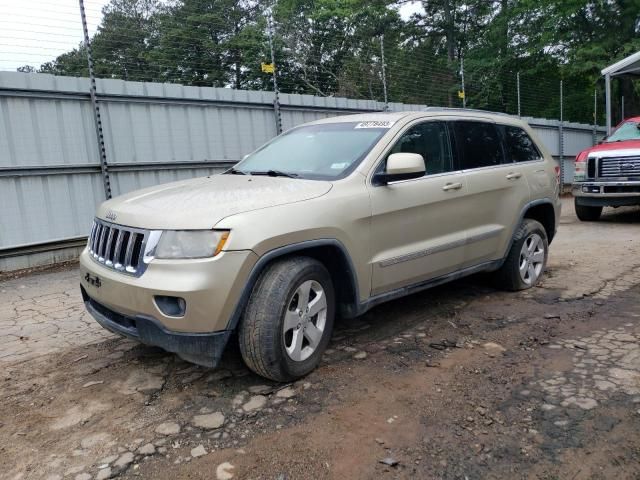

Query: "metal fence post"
<box><xmin>267</xmin><ymin>13</ymin><xmax>282</xmax><ymax>135</ymax></box>
<box><xmin>79</xmin><ymin>0</ymin><xmax>111</xmax><ymax>200</ymax></box>
<box><xmin>559</xmin><ymin>80</ymin><xmax>565</xmax><ymax>189</ymax></box>
<box><xmin>380</xmin><ymin>35</ymin><xmax>388</xmax><ymax>111</ymax></box>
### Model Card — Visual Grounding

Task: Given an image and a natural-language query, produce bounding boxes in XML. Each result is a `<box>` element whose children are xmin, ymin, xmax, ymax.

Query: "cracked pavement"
<box><xmin>0</xmin><ymin>268</ymin><xmax>114</xmax><ymax>364</ymax></box>
<box><xmin>2</xmin><ymin>198</ymin><xmax>640</xmax><ymax>480</ymax></box>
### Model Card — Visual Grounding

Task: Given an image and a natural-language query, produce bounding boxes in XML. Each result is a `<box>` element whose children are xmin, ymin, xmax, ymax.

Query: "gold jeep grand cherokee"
<box><xmin>81</xmin><ymin>109</ymin><xmax>561</xmax><ymax>381</ymax></box>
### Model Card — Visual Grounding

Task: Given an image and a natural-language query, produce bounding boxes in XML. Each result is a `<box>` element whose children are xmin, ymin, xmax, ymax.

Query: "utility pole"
<box><xmin>79</xmin><ymin>0</ymin><xmax>111</xmax><ymax>199</ymax></box>
<box><xmin>559</xmin><ymin>80</ymin><xmax>564</xmax><ymax>190</ymax></box>
<box><xmin>266</xmin><ymin>12</ymin><xmax>282</xmax><ymax>135</ymax></box>
<box><xmin>593</xmin><ymin>89</ymin><xmax>597</xmax><ymax>144</ymax></box>
<box><xmin>605</xmin><ymin>73</ymin><xmax>612</xmax><ymax>135</ymax></box>
<box><xmin>380</xmin><ymin>35</ymin><xmax>388</xmax><ymax>111</ymax></box>
<box><xmin>517</xmin><ymin>71</ymin><xmax>521</xmax><ymax>117</ymax></box>
<box><xmin>460</xmin><ymin>56</ymin><xmax>466</xmax><ymax>108</ymax></box>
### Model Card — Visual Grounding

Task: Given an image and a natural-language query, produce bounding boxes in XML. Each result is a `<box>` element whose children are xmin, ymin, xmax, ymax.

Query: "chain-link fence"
<box><xmin>2</xmin><ymin>0</ymin><xmax>637</xmax><ymax>126</ymax></box>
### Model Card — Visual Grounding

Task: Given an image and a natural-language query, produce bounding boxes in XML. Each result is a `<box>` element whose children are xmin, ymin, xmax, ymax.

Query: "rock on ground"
<box><xmin>191</xmin><ymin>445</ymin><xmax>207</xmax><ymax>458</ymax></box>
<box><xmin>138</xmin><ymin>443</ymin><xmax>156</xmax><ymax>455</ymax></box>
<box><xmin>95</xmin><ymin>467</ymin><xmax>112</xmax><ymax>480</ymax></box>
<box><xmin>114</xmin><ymin>451</ymin><xmax>134</xmax><ymax>469</ymax></box>
<box><xmin>242</xmin><ymin>395</ymin><xmax>267</xmax><ymax>412</ymax></box>
<box><xmin>192</xmin><ymin>412</ymin><xmax>225</xmax><ymax>430</ymax></box>
<box><xmin>216</xmin><ymin>462</ymin><xmax>235</xmax><ymax>479</ymax></box>
<box><xmin>155</xmin><ymin>422</ymin><xmax>181</xmax><ymax>435</ymax></box>
<box><xmin>275</xmin><ymin>387</ymin><xmax>296</xmax><ymax>399</ymax></box>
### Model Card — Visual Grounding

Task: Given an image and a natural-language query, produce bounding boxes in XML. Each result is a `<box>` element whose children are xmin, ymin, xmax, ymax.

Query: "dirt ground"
<box><xmin>2</xmin><ymin>197</ymin><xmax>640</xmax><ymax>480</ymax></box>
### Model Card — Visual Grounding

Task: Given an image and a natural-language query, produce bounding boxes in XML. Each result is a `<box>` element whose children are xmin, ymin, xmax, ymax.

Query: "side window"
<box><xmin>501</xmin><ymin>125</ymin><xmax>542</xmax><ymax>162</ymax></box>
<box><xmin>453</xmin><ymin>121</ymin><xmax>505</xmax><ymax>169</ymax></box>
<box><xmin>388</xmin><ymin>121</ymin><xmax>453</xmax><ymax>175</ymax></box>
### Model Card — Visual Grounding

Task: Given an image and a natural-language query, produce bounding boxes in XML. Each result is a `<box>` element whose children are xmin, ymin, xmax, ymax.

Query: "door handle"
<box><xmin>442</xmin><ymin>182</ymin><xmax>463</xmax><ymax>191</ymax></box>
<box><xmin>506</xmin><ymin>172</ymin><xmax>522</xmax><ymax>180</ymax></box>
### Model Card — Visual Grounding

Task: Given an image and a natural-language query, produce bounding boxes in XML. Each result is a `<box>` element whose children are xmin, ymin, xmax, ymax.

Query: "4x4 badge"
<box><xmin>84</xmin><ymin>273</ymin><xmax>102</xmax><ymax>288</ymax></box>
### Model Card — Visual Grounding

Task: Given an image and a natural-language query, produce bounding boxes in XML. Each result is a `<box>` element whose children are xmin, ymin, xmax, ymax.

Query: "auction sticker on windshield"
<box><xmin>354</xmin><ymin>121</ymin><xmax>395</xmax><ymax>129</ymax></box>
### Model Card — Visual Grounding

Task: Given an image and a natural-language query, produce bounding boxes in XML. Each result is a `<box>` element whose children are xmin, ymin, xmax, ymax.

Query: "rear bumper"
<box><xmin>82</xmin><ymin>286</ymin><xmax>231</xmax><ymax>367</ymax></box>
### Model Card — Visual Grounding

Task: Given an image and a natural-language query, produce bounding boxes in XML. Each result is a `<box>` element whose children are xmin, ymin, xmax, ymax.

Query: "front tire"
<box><xmin>495</xmin><ymin>219</ymin><xmax>549</xmax><ymax>291</ymax></box>
<box><xmin>238</xmin><ymin>256</ymin><xmax>335</xmax><ymax>382</ymax></box>
<box><xmin>574</xmin><ymin>199</ymin><xmax>602</xmax><ymax>221</ymax></box>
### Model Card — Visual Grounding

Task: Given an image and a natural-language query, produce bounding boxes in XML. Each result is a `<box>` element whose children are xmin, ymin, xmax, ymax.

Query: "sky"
<box><xmin>0</xmin><ymin>0</ymin><xmax>423</xmax><ymax>72</ymax></box>
<box><xmin>0</xmin><ymin>0</ymin><xmax>109</xmax><ymax>71</ymax></box>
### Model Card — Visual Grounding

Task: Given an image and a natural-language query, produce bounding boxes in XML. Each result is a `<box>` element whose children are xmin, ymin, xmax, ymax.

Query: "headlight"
<box><xmin>154</xmin><ymin>230</ymin><xmax>230</xmax><ymax>259</ymax></box>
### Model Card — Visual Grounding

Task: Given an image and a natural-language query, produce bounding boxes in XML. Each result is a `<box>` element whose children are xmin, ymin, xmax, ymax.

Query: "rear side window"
<box><xmin>452</xmin><ymin>121</ymin><xmax>504</xmax><ymax>169</ymax></box>
<box><xmin>501</xmin><ymin>125</ymin><xmax>542</xmax><ymax>162</ymax></box>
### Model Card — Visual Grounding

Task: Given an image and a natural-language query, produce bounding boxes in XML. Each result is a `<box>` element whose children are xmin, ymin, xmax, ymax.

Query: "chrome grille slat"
<box><xmin>98</xmin><ymin>226</ymin><xmax>109</xmax><ymax>261</ymax></box>
<box><xmin>113</xmin><ymin>230</ymin><xmax>125</xmax><ymax>269</ymax></box>
<box><xmin>104</xmin><ymin>228</ymin><xmax>116</xmax><ymax>266</ymax></box>
<box><xmin>124</xmin><ymin>232</ymin><xmax>136</xmax><ymax>271</ymax></box>
<box><xmin>92</xmin><ymin>224</ymin><xmax>102</xmax><ymax>257</ymax></box>
<box><xmin>88</xmin><ymin>222</ymin><xmax>97</xmax><ymax>250</ymax></box>
<box><xmin>87</xmin><ymin>219</ymin><xmax>149</xmax><ymax>277</ymax></box>
<box><xmin>598</xmin><ymin>156</ymin><xmax>640</xmax><ymax>178</ymax></box>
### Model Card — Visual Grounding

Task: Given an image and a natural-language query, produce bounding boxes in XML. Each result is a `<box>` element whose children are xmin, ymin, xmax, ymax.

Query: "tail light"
<box><xmin>554</xmin><ymin>165</ymin><xmax>561</xmax><ymax>185</ymax></box>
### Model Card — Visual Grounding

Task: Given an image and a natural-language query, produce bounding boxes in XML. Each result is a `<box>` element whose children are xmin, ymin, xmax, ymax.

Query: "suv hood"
<box><xmin>97</xmin><ymin>175</ymin><xmax>333</xmax><ymax>230</ymax></box>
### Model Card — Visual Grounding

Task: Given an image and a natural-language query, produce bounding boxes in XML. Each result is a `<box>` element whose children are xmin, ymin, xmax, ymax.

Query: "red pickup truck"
<box><xmin>572</xmin><ymin>117</ymin><xmax>640</xmax><ymax>221</ymax></box>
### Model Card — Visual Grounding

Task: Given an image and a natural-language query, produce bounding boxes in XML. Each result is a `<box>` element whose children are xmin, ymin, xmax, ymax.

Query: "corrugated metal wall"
<box><xmin>0</xmin><ymin>72</ymin><xmax>604</xmax><ymax>271</ymax></box>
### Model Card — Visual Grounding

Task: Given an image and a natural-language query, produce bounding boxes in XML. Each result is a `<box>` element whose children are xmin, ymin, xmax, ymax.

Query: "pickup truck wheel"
<box><xmin>495</xmin><ymin>219</ymin><xmax>548</xmax><ymax>291</ymax></box>
<box><xmin>238</xmin><ymin>256</ymin><xmax>335</xmax><ymax>382</ymax></box>
<box><xmin>574</xmin><ymin>200</ymin><xmax>602</xmax><ymax>221</ymax></box>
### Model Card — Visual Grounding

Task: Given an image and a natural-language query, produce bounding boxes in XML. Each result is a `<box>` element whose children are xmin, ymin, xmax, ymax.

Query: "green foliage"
<box><xmin>34</xmin><ymin>0</ymin><xmax>640</xmax><ymax>123</ymax></box>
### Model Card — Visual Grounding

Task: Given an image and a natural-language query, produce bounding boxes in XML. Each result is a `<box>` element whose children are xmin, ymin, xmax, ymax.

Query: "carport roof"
<box><xmin>602</xmin><ymin>51</ymin><xmax>640</xmax><ymax>78</ymax></box>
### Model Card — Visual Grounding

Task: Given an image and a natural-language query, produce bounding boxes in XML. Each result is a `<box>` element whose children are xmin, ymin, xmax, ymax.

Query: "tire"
<box><xmin>238</xmin><ymin>256</ymin><xmax>335</xmax><ymax>382</ymax></box>
<box><xmin>494</xmin><ymin>219</ymin><xmax>549</xmax><ymax>291</ymax></box>
<box><xmin>574</xmin><ymin>199</ymin><xmax>602</xmax><ymax>221</ymax></box>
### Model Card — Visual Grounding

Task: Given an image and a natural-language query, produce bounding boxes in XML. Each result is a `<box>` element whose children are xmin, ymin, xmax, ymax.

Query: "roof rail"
<box><xmin>420</xmin><ymin>107</ymin><xmax>515</xmax><ymax>118</ymax></box>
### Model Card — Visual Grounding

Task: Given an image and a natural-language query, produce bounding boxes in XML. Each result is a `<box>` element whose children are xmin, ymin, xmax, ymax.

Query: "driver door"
<box><xmin>367</xmin><ymin>120</ymin><xmax>471</xmax><ymax>296</ymax></box>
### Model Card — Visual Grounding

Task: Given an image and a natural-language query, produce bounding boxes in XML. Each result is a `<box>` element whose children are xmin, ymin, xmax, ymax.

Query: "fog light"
<box><xmin>154</xmin><ymin>295</ymin><xmax>186</xmax><ymax>317</ymax></box>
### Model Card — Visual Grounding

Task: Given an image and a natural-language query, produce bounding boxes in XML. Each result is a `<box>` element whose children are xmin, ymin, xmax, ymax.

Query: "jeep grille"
<box><xmin>88</xmin><ymin>219</ymin><xmax>149</xmax><ymax>276</ymax></box>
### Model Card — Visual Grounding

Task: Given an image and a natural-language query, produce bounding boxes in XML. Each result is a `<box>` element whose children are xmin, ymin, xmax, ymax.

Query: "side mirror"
<box><xmin>374</xmin><ymin>153</ymin><xmax>425</xmax><ymax>185</ymax></box>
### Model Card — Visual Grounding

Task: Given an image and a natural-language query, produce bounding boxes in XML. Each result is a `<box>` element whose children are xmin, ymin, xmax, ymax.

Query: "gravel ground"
<box><xmin>1</xmin><ymin>197</ymin><xmax>640</xmax><ymax>480</ymax></box>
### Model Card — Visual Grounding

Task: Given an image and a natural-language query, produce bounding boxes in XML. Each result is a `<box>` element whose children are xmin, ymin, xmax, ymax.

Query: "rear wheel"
<box><xmin>574</xmin><ymin>199</ymin><xmax>602</xmax><ymax>221</ymax></box>
<box><xmin>238</xmin><ymin>256</ymin><xmax>335</xmax><ymax>382</ymax></box>
<box><xmin>495</xmin><ymin>219</ymin><xmax>548</xmax><ymax>291</ymax></box>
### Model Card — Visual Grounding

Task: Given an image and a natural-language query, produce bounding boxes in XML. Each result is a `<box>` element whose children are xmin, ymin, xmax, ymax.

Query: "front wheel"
<box><xmin>494</xmin><ymin>219</ymin><xmax>549</xmax><ymax>291</ymax></box>
<box><xmin>574</xmin><ymin>199</ymin><xmax>602</xmax><ymax>221</ymax></box>
<box><xmin>238</xmin><ymin>256</ymin><xmax>335</xmax><ymax>382</ymax></box>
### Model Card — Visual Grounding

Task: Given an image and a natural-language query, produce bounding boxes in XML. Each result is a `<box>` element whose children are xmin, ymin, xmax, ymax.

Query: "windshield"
<box><xmin>234</xmin><ymin>122</ymin><xmax>389</xmax><ymax>180</ymax></box>
<box><xmin>606</xmin><ymin>121</ymin><xmax>640</xmax><ymax>142</ymax></box>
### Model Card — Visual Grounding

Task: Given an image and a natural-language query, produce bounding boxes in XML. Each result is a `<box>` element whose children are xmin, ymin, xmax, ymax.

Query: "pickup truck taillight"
<box><xmin>574</xmin><ymin>152</ymin><xmax>587</xmax><ymax>181</ymax></box>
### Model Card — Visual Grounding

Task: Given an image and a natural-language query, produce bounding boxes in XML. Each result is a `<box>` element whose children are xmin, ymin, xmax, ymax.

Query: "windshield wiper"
<box><xmin>249</xmin><ymin>169</ymin><xmax>299</xmax><ymax>178</ymax></box>
<box><xmin>226</xmin><ymin>167</ymin><xmax>247</xmax><ymax>175</ymax></box>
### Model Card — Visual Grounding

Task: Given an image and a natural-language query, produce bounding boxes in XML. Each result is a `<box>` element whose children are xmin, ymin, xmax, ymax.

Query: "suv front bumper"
<box><xmin>82</xmin><ymin>287</ymin><xmax>231</xmax><ymax>367</ymax></box>
<box><xmin>572</xmin><ymin>181</ymin><xmax>640</xmax><ymax>207</ymax></box>
<box><xmin>80</xmin><ymin>247</ymin><xmax>258</xmax><ymax>363</ymax></box>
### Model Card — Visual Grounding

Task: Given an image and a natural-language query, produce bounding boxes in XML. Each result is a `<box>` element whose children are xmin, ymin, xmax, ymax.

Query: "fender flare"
<box><xmin>226</xmin><ymin>238</ymin><xmax>361</xmax><ymax>330</ymax></box>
